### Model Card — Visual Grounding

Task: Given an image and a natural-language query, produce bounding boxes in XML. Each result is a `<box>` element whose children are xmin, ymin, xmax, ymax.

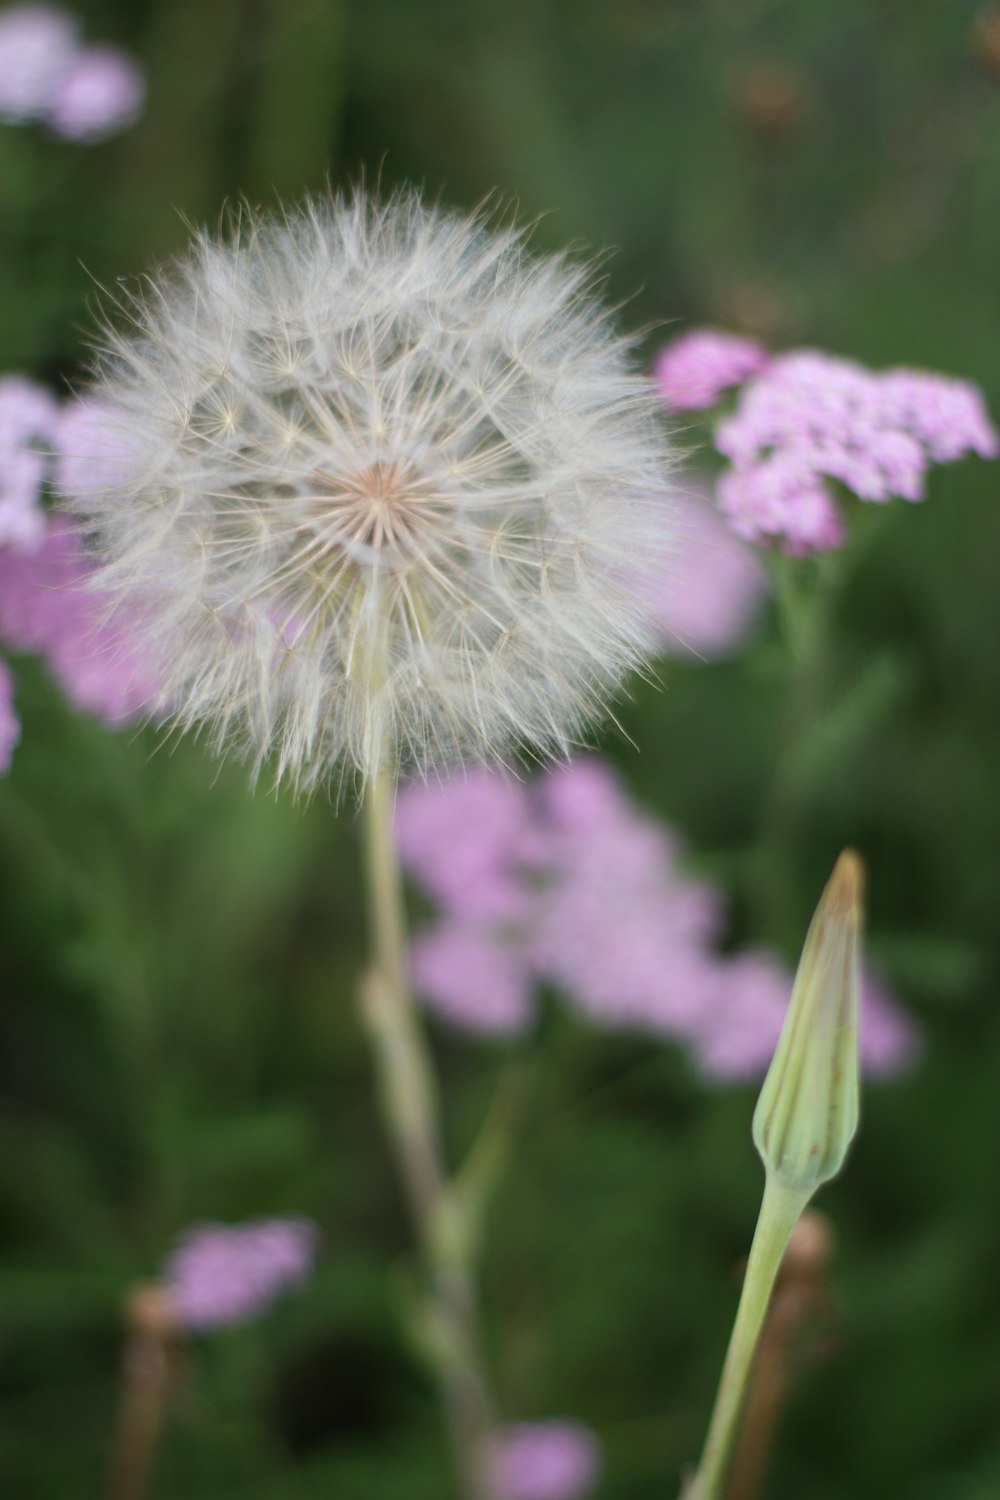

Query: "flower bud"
<box><xmin>752</xmin><ymin>850</ymin><xmax>862</xmax><ymax>1198</ymax></box>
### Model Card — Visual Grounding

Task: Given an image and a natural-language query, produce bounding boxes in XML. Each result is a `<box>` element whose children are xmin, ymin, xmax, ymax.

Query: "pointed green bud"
<box><xmin>752</xmin><ymin>850</ymin><xmax>863</xmax><ymax>1199</ymax></box>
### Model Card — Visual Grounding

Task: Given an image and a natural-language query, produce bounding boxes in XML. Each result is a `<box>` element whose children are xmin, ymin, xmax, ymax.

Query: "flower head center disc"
<box><xmin>309</xmin><ymin>458</ymin><xmax>444</xmax><ymax>566</ymax></box>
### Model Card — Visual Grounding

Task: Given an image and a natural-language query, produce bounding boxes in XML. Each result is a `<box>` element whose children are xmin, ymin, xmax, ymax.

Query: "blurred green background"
<box><xmin>4</xmin><ymin>1</ymin><xmax>1000</xmax><ymax>1496</ymax></box>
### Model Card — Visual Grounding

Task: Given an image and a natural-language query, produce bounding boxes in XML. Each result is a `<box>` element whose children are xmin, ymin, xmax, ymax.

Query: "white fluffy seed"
<box><xmin>66</xmin><ymin>189</ymin><xmax>674</xmax><ymax>793</ymax></box>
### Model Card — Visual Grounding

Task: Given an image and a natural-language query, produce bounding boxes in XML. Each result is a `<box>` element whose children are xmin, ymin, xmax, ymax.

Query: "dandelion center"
<box><xmin>306</xmin><ymin>458</ymin><xmax>443</xmax><ymax>564</ymax></box>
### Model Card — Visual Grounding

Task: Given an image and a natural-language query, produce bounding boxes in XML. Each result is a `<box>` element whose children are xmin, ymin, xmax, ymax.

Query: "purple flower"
<box><xmin>654</xmin><ymin>329</ymin><xmax>769</xmax><ymax>413</ymax></box>
<box><xmin>0</xmin><ymin>3</ymin><xmax>78</xmax><ymax>123</ymax></box>
<box><xmin>412</xmin><ymin>923</ymin><xmax>535</xmax><ymax>1035</ymax></box>
<box><xmin>490</xmin><ymin>1421</ymin><xmax>601</xmax><ymax>1500</ymax></box>
<box><xmin>397</xmin><ymin>759</ymin><xmax>921</xmax><ymax>1080</ymax></box>
<box><xmin>711</xmin><ymin>349</ymin><xmax>999</xmax><ymax>555</ymax></box>
<box><xmin>54</xmin><ymin>395</ymin><xmax>144</xmax><ymax>500</ymax></box>
<box><xmin>716</xmin><ymin>452</ymin><xmax>844</xmax><ymax>556</ymax></box>
<box><xmin>0</xmin><ymin>658</ymin><xmax>19</xmax><ymax>771</ymax></box>
<box><xmin>0</xmin><ymin>375</ymin><xmax>60</xmax><ymax>550</ymax></box>
<box><xmin>163</xmin><ymin>1217</ymin><xmax>319</xmax><ymax>1332</ymax></box>
<box><xmin>692</xmin><ymin>950</ymin><xmax>923</xmax><ymax>1082</ymax></box>
<box><xmin>0</xmin><ymin>516</ymin><xmax>162</xmax><ymax>723</ymax></box>
<box><xmin>648</xmin><ymin>487</ymin><xmax>768</xmax><ymax>657</ymax></box>
<box><xmin>395</xmin><ymin>769</ymin><xmax>541</xmax><ymax>923</ymax></box>
<box><xmin>46</xmin><ymin>44</ymin><xmax>144</xmax><ymax>141</ymax></box>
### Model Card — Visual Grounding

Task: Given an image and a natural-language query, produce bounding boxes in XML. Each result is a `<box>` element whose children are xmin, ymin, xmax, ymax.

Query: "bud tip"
<box><xmin>826</xmin><ymin>847</ymin><xmax>864</xmax><ymax>915</ymax></box>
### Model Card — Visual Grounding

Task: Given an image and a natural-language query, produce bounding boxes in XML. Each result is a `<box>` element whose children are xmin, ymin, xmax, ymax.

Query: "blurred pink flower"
<box><xmin>0</xmin><ymin>659</ymin><xmax>19</xmax><ymax>771</ymax></box>
<box><xmin>0</xmin><ymin>375</ymin><xmax>60</xmax><ymax>550</ymax></box>
<box><xmin>163</xmin><ymin>1217</ymin><xmax>319</xmax><ymax>1332</ymax></box>
<box><xmin>712</xmin><ymin>350</ymin><xmax>999</xmax><ymax>555</ymax></box>
<box><xmin>395</xmin><ymin>769</ymin><xmax>540</xmax><ymax>923</ymax></box>
<box><xmin>0</xmin><ymin>3</ymin><xmax>78</xmax><ymax>122</ymax></box>
<box><xmin>857</xmin><ymin>966</ymin><xmax>923</xmax><ymax>1077</ymax></box>
<box><xmin>692</xmin><ymin>950</ymin><xmax>923</xmax><ymax>1082</ymax></box>
<box><xmin>412</xmin><ymin>923</ymin><xmax>534</xmax><ymax>1035</ymax></box>
<box><xmin>397</xmin><ymin>759</ymin><xmax>921</xmax><ymax>1080</ymax></box>
<box><xmin>649</xmin><ymin>488</ymin><xmax>768</xmax><ymax>657</ymax></box>
<box><xmin>654</xmin><ymin>329</ymin><xmax>769</xmax><ymax>413</ymax></box>
<box><xmin>55</xmin><ymin>396</ymin><xmax>143</xmax><ymax>500</ymax></box>
<box><xmin>0</xmin><ymin>516</ymin><xmax>162</xmax><ymax>722</ymax></box>
<box><xmin>490</xmin><ymin>1421</ymin><xmax>601</xmax><ymax>1500</ymax></box>
<box><xmin>47</xmin><ymin>44</ymin><xmax>144</xmax><ymax>140</ymax></box>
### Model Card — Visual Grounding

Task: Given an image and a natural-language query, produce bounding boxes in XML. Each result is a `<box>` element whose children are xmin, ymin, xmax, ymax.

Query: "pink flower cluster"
<box><xmin>647</xmin><ymin>487</ymin><xmax>768</xmax><ymax>659</ymax></box>
<box><xmin>396</xmin><ymin>760</ymin><xmax>920</xmax><ymax>1082</ymax></box>
<box><xmin>490</xmin><ymin>1421</ymin><xmax>601</xmax><ymax>1500</ymax></box>
<box><xmin>163</xmin><ymin>1217</ymin><xmax>319</xmax><ymax>1332</ymax></box>
<box><xmin>654</xmin><ymin>329</ymin><xmax>769</xmax><ymax>412</ymax></box>
<box><xmin>653</xmin><ymin>330</ymin><xmax>999</xmax><ymax>556</ymax></box>
<box><xmin>0</xmin><ymin>3</ymin><xmax>144</xmax><ymax>141</ymax></box>
<box><xmin>0</xmin><ymin>379</ymin><xmax>162</xmax><ymax>770</ymax></box>
<box><xmin>0</xmin><ymin>376</ymin><xmax>58</xmax><ymax>550</ymax></box>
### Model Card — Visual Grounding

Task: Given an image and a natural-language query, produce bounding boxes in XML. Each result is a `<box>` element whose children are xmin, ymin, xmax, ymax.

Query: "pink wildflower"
<box><xmin>0</xmin><ymin>3</ymin><xmax>78</xmax><ymax>123</ymax></box>
<box><xmin>693</xmin><ymin>949</ymin><xmax>923</xmax><ymax>1083</ymax></box>
<box><xmin>54</xmin><ymin>396</ymin><xmax>143</xmax><ymax>500</ymax></box>
<box><xmin>397</xmin><ymin>759</ymin><xmax>921</xmax><ymax>1080</ymax></box>
<box><xmin>0</xmin><ymin>516</ymin><xmax>161</xmax><ymax>722</ymax></box>
<box><xmin>490</xmin><ymin>1421</ymin><xmax>601</xmax><ymax>1500</ymax></box>
<box><xmin>0</xmin><ymin>658</ymin><xmax>19</xmax><ymax>771</ymax></box>
<box><xmin>649</xmin><ymin>487</ymin><xmax>768</xmax><ymax>657</ymax></box>
<box><xmin>163</xmin><ymin>1217</ymin><xmax>319</xmax><ymax>1332</ymax></box>
<box><xmin>0</xmin><ymin>376</ymin><xmax>60</xmax><ymax>550</ymax></box>
<box><xmin>654</xmin><ymin>329</ymin><xmax>769</xmax><ymax>413</ymax></box>
<box><xmin>412</xmin><ymin>922</ymin><xmax>534</xmax><ymax>1035</ymax></box>
<box><xmin>394</xmin><ymin>769</ymin><xmax>539</xmax><ymax>923</ymax></box>
<box><xmin>47</xmin><ymin>44</ymin><xmax>144</xmax><ymax>141</ymax></box>
<box><xmin>712</xmin><ymin>350</ymin><xmax>998</xmax><ymax>554</ymax></box>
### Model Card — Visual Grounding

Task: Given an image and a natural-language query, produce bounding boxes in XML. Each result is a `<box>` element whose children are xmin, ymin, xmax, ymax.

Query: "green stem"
<box><xmin>360</xmin><ymin>768</ymin><xmax>497</xmax><ymax>1500</ymax></box>
<box><xmin>754</xmin><ymin>556</ymin><xmax>838</xmax><ymax>935</ymax></box>
<box><xmin>686</xmin><ymin>1177</ymin><xmax>807</xmax><ymax>1500</ymax></box>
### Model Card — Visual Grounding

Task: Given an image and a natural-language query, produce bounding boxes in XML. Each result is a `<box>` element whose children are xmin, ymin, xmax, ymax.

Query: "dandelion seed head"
<box><xmin>68</xmin><ymin>191</ymin><xmax>671</xmax><ymax>792</ymax></box>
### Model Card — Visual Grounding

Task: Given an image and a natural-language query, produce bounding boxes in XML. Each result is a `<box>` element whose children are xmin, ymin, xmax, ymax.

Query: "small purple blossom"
<box><xmin>397</xmin><ymin>760</ymin><xmax>921</xmax><ymax>1080</ymax></box>
<box><xmin>0</xmin><ymin>517</ymin><xmax>162</xmax><ymax>723</ymax></box>
<box><xmin>654</xmin><ymin>329</ymin><xmax>769</xmax><ymax>413</ymax></box>
<box><xmin>693</xmin><ymin>952</ymin><xmax>922</xmax><ymax>1082</ymax></box>
<box><xmin>395</xmin><ymin>769</ymin><xmax>538</xmax><ymax>924</ymax></box>
<box><xmin>46</xmin><ymin>44</ymin><xmax>144</xmax><ymax>141</ymax></box>
<box><xmin>0</xmin><ymin>3</ymin><xmax>78</xmax><ymax>123</ymax></box>
<box><xmin>490</xmin><ymin>1421</ymin><xmax>601</xmax><ymax>1500</ymax></box>
<box><xmin>648</xmin><ymin>488</ymin><xmax>768</xmax><ymax>657</ymax></box>
<box><xmin>163</xmin><ymin>1217</ymin><xmax>319</xmax><ymax>1332</ymax></box>
<box><xmin>0</xmin><ymin>658</ymin><xmax>19</xmax><ymax>771</ymax></box>
<box><xmin>54</xmin><ymin>396</ymin><xmax>143</xmax><ymax>500</ymax></box>
<box><xmin>0</xmin><ymin>376</ymin><xmax>60</xmax><ymax>550</ymax></box>
<box><xmin>412</xmin><ymin>923</ymin><xmax>534</xmax><ymax>1035</ymax></box>
<box><xmin>708</xmin><ymin>347</ymin><xmax>998</xmax><ymax>555</ymax></box>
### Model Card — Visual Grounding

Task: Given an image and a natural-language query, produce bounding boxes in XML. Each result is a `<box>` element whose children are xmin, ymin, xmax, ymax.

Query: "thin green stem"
<box><xmin>754</xmin><ymin>556</ymin><xmax>839</xmax><ymax>935</ymax></box>
<box><xmin>360</xmin><ymin>767</ymin><xmax>497</xmax><ymax>1500</ymax></box>
<box><xmin>686</xmin><ymin>1177</ymin><xmax>807</xmax><ymax>1500</ymax></box>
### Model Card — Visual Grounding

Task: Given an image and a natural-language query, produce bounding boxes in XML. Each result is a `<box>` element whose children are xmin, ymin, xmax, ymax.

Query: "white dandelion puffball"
<box><xmin>68</xmin><ymin>191</ymin><xmax>672</xmax><ymax>792</ymax></box>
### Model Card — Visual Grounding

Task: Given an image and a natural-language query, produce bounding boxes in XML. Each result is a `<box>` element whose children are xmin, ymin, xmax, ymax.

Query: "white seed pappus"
<box><xmin>70</xmin><ymin>191</ymin><xmax>673</xmax><ymax>792</ymax></box>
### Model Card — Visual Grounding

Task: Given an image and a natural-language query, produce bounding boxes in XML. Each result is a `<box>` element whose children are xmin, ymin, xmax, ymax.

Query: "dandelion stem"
<box><xmin>361</xmin><ymin>767</ymin><xmax>497</xmax><ymax>1500</ymax></box>
<box><xmin>685</xmin><ymin>1177</ymin><xmax>807</xmax><ymax>1500</ymax></box>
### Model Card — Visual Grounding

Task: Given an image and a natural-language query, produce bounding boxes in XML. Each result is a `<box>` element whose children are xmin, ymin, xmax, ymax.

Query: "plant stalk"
<box><xmin>361</xmin><ymin>766</ymin><xmax>497</xmax><ymax>1500</ymax></box>
<box><xmin>685</xmin><ymin>1177</ymin><xmax>807</xmax><ymax>1500</ymax></box>
<box><xmin>104</xmin><ymin>1284</ymin><xmax>179</xmax><ymax>1500</ymax></box>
